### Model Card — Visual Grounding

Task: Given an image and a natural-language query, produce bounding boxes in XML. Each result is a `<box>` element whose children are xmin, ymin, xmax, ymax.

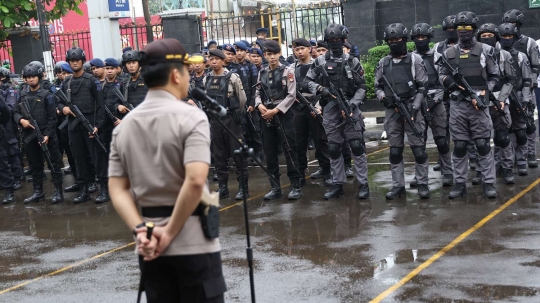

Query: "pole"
<box><xmin>36</xmin><ymin>0</ymin><xmax>54</xmax><ymax>80</ymax></box>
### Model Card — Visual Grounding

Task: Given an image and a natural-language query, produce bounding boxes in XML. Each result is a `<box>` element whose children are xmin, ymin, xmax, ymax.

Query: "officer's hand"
<box><xmin>258</xmin><ymin>104</ymin><xmax>268</xmax><ymax>115</ymax></box>
<box><xmin>321</xmin><ymin>88</ymin><xmax>335</xmax><ymax>99</ymax></box>
<box><xmin>89</xmin><ymin>127</ymin><xmax>98</xmax><ymax>138</ymax></box>
<box><xmin>113</xmin><ymin>119</ymin><xmax>121</xmax><ymax>127</ymax></box>
<box><xmin>62</xmin><ymin>107</ymin><xmax>76</xmax><ymax>117</ymax></box>
<box><xmin>134</xmin><ymin>227</ymin><xmax>159</xmax><ymax>261</ymax></box>
<box><xmin>150</xmin><ymin>225</ymin><xmax>175</xmax><ymax>260</ymax></box>
<box><xmin>310</xmin><ymin>108</ymin><xmax>322</xmax><ymax>119</ymax></box>
<box><xmin>117</xmin><ymin>105</ymin><xmax>130</xmax><ymax>114</ymax></box>
<box><xmin>341</xmin><ymin>110</ymin><xmax>353</xmax><ymax>119</ymax></box>
<box><xmin>262</xmin><ymin>108</ymin><xmax>278</xmax><ymax>120</ymax></box>
<box><xmin>20</xmin><ymin>119</ymin><xmax>34</xmax><ymax>129</ymax></box>
<box><xmin>187</xmin><ymin>99</ymin><xmax>197</xmax><ymax>107</ymax></box>
<box><xmin>383</xmin><ymin>97</ymin><xmax>395</xmax><ymax>109</ymax></box>
<box><xmin>56</xmin><ymin>109</ymin><xmax>60</xmax><ymax>115</ymax></box>
<box><xmin>41</xmin><ymin>136</ymin><xmax>49</xmax><ymax>145</ymax></box>
<box><xmin>410</xmin><ymin>106</ymin><xmax>419</xmax><ymax>121</ymax></box>
<box><xmin>499</xmin><ymin>102</ymin><xmax>505</xmax><ymax>110</ymax></box>
<box><xmin>248</xmin><ymin>106</ymin><xmax>254</xmax><ymax>113</ymax></box>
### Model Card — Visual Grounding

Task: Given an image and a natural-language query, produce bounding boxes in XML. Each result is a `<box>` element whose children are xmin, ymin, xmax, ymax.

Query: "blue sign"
<box><xmin>108</xmin><ymin>0</ymin><xmax>131</xmax><ymax>19</ymax></box>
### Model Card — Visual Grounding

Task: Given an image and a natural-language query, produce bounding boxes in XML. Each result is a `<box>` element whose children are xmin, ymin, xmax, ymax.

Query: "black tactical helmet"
<box><xmin>323</xmin><ymin>24</ymin><xmax>348</xmax><ymax>41</ymax></box>
<box><xmin>442</xmin><ymin>15</ymin><xmax>456</xmax><ymax>31</ymax></box>
<box><xmin>83</xmin><ymin>62</ymin><xmax>92</xmax><ymax>73</ymax></box>
<box><xmin>455</xmin><ymin>11</ymin><xmax>479</xmax><ymax>28</ymax></box>
<box><xmin>502</xmin><ymin>9</ymin><xmax>525</xmax><ymax>27</ymax></box>
<box><xmin>410</xmin><ymin>23</ymin><xmax>434</xmax><ymax>39</ymax></box>
<box><xmin>66</xmin><ymin>47</ymin><xmax>86</xmax><ymax>61</ymax></box>
<box><xmin>22</xmin><ymin>62</ymin><xmax>44</xmax><ymax>78</ymax></box>
<box><xmin>0</xmin><ymin>67</ymin><xmax>10</xmax><ymax>78</ymax></box>
<box><xmin>498</xmin><ymin>23</ymin><xmax>519</xmax><ymax>37</ymax></box>
<box><xmin>30</xmin><ymin>61</ymin><xmax>45</xmax><ymax>70</ymax></box>
<box><xmin>477</xmin><ymin>23</ymin><xmax>500</xmax><ymax>40</ymax></box>
<box><xmin>384</xmin><ymin>23</ymin><xmax>409</xmax><ymax>41</ymax></box>
<box><xmin>54</xmin><ymin>61</ymin><xmax>67</xmax><ymax>73</ymax></box>
<box><xmin>122</xmin><ymin>50</ymin><xmax>139</xmax><ymax>65</ymax></box>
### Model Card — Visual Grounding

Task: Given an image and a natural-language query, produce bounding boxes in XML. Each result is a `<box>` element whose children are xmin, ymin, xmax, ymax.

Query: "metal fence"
<box><xmin>50</xmin><ymin>30</ymin><xmax>93</xmax><ymax>62</ymax></box>
<box><xmin>0</xmin><ymin>40</ymin><xmax>14</xmax><ymax>72</ymax></box>
<box><xmin>200</xmin><ymin>3</ymin><xmax>343</xmax><ymax>57</ymax></box>
<box><xmin>119</xmin><ymin>22</ymin><xmax>164</xmax><ymax>51</ymax></box>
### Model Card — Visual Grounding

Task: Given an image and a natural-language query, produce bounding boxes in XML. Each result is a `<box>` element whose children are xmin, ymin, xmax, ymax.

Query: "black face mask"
<box><xmin>389</xmin><ymin>40</ymin><xmax>407</xmax><ymax>57</ymax></box>
<box><xmin>479</xmin><ymin>36</ymin><xmax>497</xmax><ymax>48</ymax></box>
<box><xmin>500</xmin><ymin>37</ymin><xmax>515</xmax><ymax>49</ymax></box>
<box><xmin>414</xmin><ymin>38</ymin><xmax>431</xmax><ymax>53</ymax></box>
<box><xmin>446</xmin><ymin>30</ymin><xmax>458</xmax><ymax>44</ymax></box>
<box><xmin>328</xmin><ymin>40</ymin><xmax>344</xmax><ymax>57</ymax></box>
<box><xmin>458</xmin><ymin>30</ymin><xmax>475</xmax><ymax>49</ymax></box>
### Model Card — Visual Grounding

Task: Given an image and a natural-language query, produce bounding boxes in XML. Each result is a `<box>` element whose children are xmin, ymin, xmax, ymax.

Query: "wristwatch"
<box><xmin>133</xmin><ymin>222</ymin><xmax>146</xmax><ymax>236</ymax></box>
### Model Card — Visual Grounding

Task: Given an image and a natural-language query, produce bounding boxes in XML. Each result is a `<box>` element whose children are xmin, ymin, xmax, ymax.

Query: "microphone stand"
<box><xmin>198</xmin><ymin>102</ymin><xmax>276</xmax><ymax>303</ymax></box>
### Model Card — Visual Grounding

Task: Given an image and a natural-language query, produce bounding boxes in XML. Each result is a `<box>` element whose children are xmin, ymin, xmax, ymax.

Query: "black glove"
<box><xmin>320</xmin><ymin>88</ymin><xmax>333</xmax><ymax>99</ymax></box>
<box><xmin>382</xmin><ymin>96</ymin><xmax>395</xmax><ymax>109</ymax></box>
<box><xmin>443</xmin><ymin>76</ymin><xmax>459</xmax><ymax>91</ymax></box>
<box><xmin>410</xmin><ymin>106</ymin><xmax>419</xmax><ymax>119</ymax></box>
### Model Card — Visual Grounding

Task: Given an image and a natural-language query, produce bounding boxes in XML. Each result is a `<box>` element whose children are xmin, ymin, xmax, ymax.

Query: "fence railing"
<box><xmin>50</xmin><ymin>30</ymin><xmax>93</xmax><ymax>62</ymax></box>
<box><xmin>0</xmin><ymin>40</ymin><xmax>13</xmax><ymax>72</ymax></box>
<box><xmin>120</xmin><ymin>22</ymin><xmax>164</xmax><ymax>51</ymax></box>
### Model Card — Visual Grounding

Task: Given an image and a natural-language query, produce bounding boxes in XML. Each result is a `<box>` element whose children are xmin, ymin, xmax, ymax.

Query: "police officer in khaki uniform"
<box><xmin>203</xmin><ymin>49</ymin><xmax>248</xmax><ymax>200</ymax></box>
<box><xmin>109</xmin><ymin>38</ymin><xmax>227</xmax><ymax>302</ymax></box>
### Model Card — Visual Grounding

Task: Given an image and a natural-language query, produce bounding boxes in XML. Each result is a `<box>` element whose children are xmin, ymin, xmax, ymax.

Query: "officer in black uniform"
<box><xmin>0</xmin><ymin>93</ymin><xmax>16</xmax><ymax>204</ymax></box>
<box><xmin>59</xmin><ymin>47</ymin><xmax>105</xmax><ymax>203</ymax></box>
<box><xmin>14</xmin><ymin>63</ymin><xmax>64</xmax><ymax>204</ymax></box>
<box><xmin>117</xmin><ymin>49</ymin><xmax>148</xmax><ymax>115</ymax></box>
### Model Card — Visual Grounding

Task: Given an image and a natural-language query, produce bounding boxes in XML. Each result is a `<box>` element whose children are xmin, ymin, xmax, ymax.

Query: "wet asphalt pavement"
<box><xmin>1</xmin><ymin>124</ymin><xmax>540</xmax><ymax>302</ymax></box>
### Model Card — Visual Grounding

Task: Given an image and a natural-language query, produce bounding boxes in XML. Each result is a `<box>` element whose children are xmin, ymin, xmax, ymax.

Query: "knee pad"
<box><xmin>474</xmin><ymin>138</ymin><xmax>491</xmax><ymax>156</ymax></box>
<box><xmin>328</xmin><ymin>142</ymin><xmax>342</xmax><ymax>159</ymax></box>
<box><xmin>434</xmin><ymin>136</ymin><xmax>450</xmax><ymax>154</ymax></box>
<box><xmin>411</xmin><ymin>145</ymin><xmax>428</xmax><ymax>164</ymax></box>
<box><xmin>348</xmin><ymin>138</ymin><xmax>365</xmax><ymax>156</ymax></box>
<box><xmin>389</xmin><ymin>147</ymin><xmax>404</xmax><ymax>164</ymax></box>
<box><xmin>526</xmin><ymin>123</ymin><xmax>537</xmax><ymax>135</ymax></box>
<box><xmin>494</xmin><ymin>129</ymin><xmax>510</xmax><ymax>148</ymax></box>
<box><xmin>453</xmin><ymin>140</ymin><xmax>468</xmax><ymax>158</ymax></box>
<box><xmin>515</xmin><ymin>129</ymin><xmax>527</xmax><ymax>145</ymax></box>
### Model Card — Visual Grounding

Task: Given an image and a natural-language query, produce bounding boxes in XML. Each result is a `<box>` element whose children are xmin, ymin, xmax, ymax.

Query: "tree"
<box><xmin>0</xmin><ymin>0</ymin><xmax>84</xmax><ymax>41</ymax></box>
<box><xmin>141</xmin><ymin>0</ymin><xmax>154</xmax><ymax>44</ymax></box>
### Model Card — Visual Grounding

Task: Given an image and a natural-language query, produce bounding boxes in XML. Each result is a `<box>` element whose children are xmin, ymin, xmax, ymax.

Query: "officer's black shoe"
<box><xmin>448</xmin><ymin>183</ymin><xmax>467</xmax><ymax>199</ymax></box>
<box><xmin>24</xmin><ymin>184</ymin><xmax>45</xmax><ymax>204</ymax></box>
<box><xmin>495</xmin><ymin>165</ymin><xmax>503</xmax><ymax>176</ymax></box>
<box><xmin>27</xmin><ymin>176</ymin><xmax>33</xmax><ymax>182</ymax></box>
<box><xmin>503</xmin><ymin>168</ymin><xmax>515</xmax><ymax>185</ymax></box>
<box><xmin>324</xmin><ymin>184</ymin><xmax>344</xmax><ymax>200</ymax></box>
<box><xmin>433</xmin><ymin>163</ymin><xmax>441</xmax><ymax>171</ymax></box>
<box><xmin>51</xmin><ymin>184</ymin><xmax>64</xmax><ymax>204</ymax></box>
<box><xmin>345</xmin><ymin>167</ymin><xmax>354</xmax><ymax>178</ymax></box>
<box><xmin>310</xmin><ymin>168</ymin><xmax>323</xmax><ymax>179</ymax></box>
<box><xmin>235</xmin><ymin>182</ymin><xmax>249</xmax><ymax>201</ymax></box>
<box><xmin>518</xmin><ymin>165</ymin><xmax>528</xmax><ymax>176</ymax></box>
<box><xmin>357</xmin><ymin>184</ymin><xmax>370</xmax><ymax>199</ymax></box>
<box><xmin>472</xmin><ymin>171</ymin><xmax>483</xmax><ymax>185</ymax></box>
<box><xmin>264</xmin><ymin>187</ymin><xmax>283</xmax><ymax>200</ymax></box>
<box><xmin>418</xmin><ymin>184</ymin><xmax>430</xmax><ymax>199</ymax></box>
<box><xmin>64</xmin><ymin>167</ymin><xmax>72</xmax><ymax>175</ymax></box>
<box><xmin>288</xmin><ymin>184</ymin><xmax>302</xmax><ymax>200</ymax></box>
<box><xmin>410</xmin><ymin>177</ymin><xmax>418</xmax><ymax>188</ymax></box>
<box><xmin>528</xmin><ymin>154</ymin><xmax>538</xmax><ymax>168</ymax></box>
<box><xmin>88</xmin><ymin>182</ymin><xmax>98</xmax><ymax>193</ymax></box>
<box><xmin>442</xmin><ymin>174</ymin><xmax>453</xmax><ymax>187</ymax></box>
<box><xmin>469</xmin><ymin>161</ymin><xmax>476</xmax><ymax>170</ymax></box>
<box><xmin>64</xmin><ymin>183</ymin><xmax>81</xmax><ymax>192</ymax></box>
<box><xmin>217</xmin><ymin>182</ymin><xmax>230</xmax><ymax>200</ymax></box>
<box><xmin>323</xmin><ymin>174</ymin><xmax>333</xmax><ymax>187</ymax></box>
<box><xmin>23</xmin><ymin>168</ymin><xmax>32</xmax><ymax>176</ymax></box>
<box><xmin>73</xmin><ymin>185</ymin><xmax>91</xmax><ymax>204</ymax></box>
<box><xmin>2</xmin><ymin>189</ymin><xmax>14</xmax><ymax>204</ymax></box>
<box><xmin>386</xmin><ymin>186</ymin><xmax>406</xmax><ymax>200</ymax></box>
<box><xmin>13</xmin><ymin>180</ymin><xmax>22</xmax><ymax>190</ymax></box>
<box><xmin>483</xmin><ymin>183</ymin><xmax>497</xmax><ymax>199</ymax></box>
<box><xmin>95</xmin><ymin>185</ymin><xmax>110</xmax><ymax>204</ymax></box>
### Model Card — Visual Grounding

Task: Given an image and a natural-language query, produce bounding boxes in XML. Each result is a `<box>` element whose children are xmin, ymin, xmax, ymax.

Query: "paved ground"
<box><xmin>0</xmin><ymin>124</ymin><xmax>539</xmax><ymax>302</ymax></box>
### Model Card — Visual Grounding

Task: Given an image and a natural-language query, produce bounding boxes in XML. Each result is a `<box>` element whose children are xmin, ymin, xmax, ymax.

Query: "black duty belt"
<box><xmin>141</xmin><ymin>204</ymin><xmax>204</xmax><ymax>217</ymax></box>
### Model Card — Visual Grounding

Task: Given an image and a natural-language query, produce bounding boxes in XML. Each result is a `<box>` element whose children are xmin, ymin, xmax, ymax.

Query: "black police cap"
<box><xmin>292</xmin><ymin>38</ymin><xmax>311</xmax><ymax>48</ymax></box>
<box><xmin>208</xmin><ymin>49</ymin><xmax>226</xmax><ymax>60</ymax></box>
<box><xmin>263</xmin><ymin>40</ymin><xmax>281</xmax><ymax>53</ymax></box>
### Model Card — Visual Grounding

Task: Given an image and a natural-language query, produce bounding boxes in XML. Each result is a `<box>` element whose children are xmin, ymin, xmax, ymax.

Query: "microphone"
<box><xmin>191</xmin><ymin>88</ymin><xmax>227</xmax><ymax>117</ymax></box>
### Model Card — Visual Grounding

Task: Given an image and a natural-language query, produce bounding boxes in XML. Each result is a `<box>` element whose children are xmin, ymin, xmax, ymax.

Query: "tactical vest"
<box><xmin>383</xmin><ymin>54</ymin><xmax>416</xmax><ymax>99</ymax></box>
<box><xmin>205</xmin><ymin>72</ymin><xmax>240</xmax><ymax>110</ymax></box>
<box><xmin>225</xmin><ymin>63</ymin><xmax>249</xmax><ymax>94</ymax></box>
<box><xmin>65</xmin><ymin>73</ymin><xmax>95</xmax><ymax>114</ymax></box>
<box><xmin>514</xmin><ymin>36</ymin><xmax>530</xmax><ymax>61</ymax></box>
<box><xmin>422</xmin><ymin>53</ymin><xmax>438</xmax><ymax>89</ymax></box>
<box><xmin>436</xmin><ymin>42</ymin><xmax>447</xmax><ymax>55</ymax></box>
<box><xmin>294</xmin><ymin>62</ymin><xmax>311</xmax><ymax>92</ymax></box>
<box><xmin>190</xmin><ymin>74</ymin><xmax>206</xmax><ymax>91</ymax></box>
<box><xmin>260</xmin><ymin>65</ymin><xmax>287</xmax><ymax>102</ymax></box>
<box><xmin>446</xmin><ymin>43</ymin><xmax>487</xmax><ymax>90</ymax></box>
<box><xmin>123</xmin><ymin>76</ymin><xmax>148</xmax><ymax>108</ymax></box>
<box><xmin>20</xmin><ymin>88</ymin><xmax>50</xmax><ymax>129</ymax></box>
<box><xmin>322</xmin><ymin>53</ymin><xmax>356</xmax><ymax>98</ymax></box>
<box><xmin>509</xmin><ymin>49</ymin><xmax>523</xmax><ymax>89</ymax></box>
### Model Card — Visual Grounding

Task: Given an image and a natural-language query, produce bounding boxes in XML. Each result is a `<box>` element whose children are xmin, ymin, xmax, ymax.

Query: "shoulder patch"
<box><xmin>288</xmin><ymin>72</ymin><xmax>294</xmax><ymax>82</ymax></box>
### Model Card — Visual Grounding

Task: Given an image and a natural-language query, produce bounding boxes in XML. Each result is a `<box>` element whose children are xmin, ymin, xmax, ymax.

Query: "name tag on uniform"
<box><xmin>36</xmin><ymin>99</ymin><xmax>42</xmax><ymax>102</ymax></box>
<box><xmin>460</xmin><ymin>54</ymin><xmax>469</xmax><ymax>59</ymax></box>
<box><xmin>210</xmin><ymin>85</ymin><xmax>220</xmax><ymax>90</ymax></box>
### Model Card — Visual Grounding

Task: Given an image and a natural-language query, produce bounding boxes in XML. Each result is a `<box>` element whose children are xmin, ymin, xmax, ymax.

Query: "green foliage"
<box><xmin>361</xmin><ymin>41</ymin><xmax>434</xmax><ymax>98</ymax></box>
<box><xmin>0</xmin><ymin>0</ymin><xmax>84</xmax><ymax>41</ymax></box>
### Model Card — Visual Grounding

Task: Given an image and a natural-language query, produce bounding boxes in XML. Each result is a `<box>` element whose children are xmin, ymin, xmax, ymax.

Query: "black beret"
<box><xmin>263</xmin><ymin>40</ymin><xmax>281</xmax><ymax>53</ymax></box>
<box><xmin>343</xmin><ymin>41</ymin><xmax>351</xmax><ymax>49</ymax></box>
<box><xmin>208</xmin><ymin>49</ymin><xmax>226</xmax><ymax>60</ymax></box>
<box><xmin>292</xmin><ymin>38</ymin><xmax>311</xmax><ymax>48</ymax></box>
<box><xmin>140</xmin><ymin>38</ymin><xmax>203</xmax><ymax>66</ymax></box>
<box><xmin>317</xmin><ymin>40</ymin><xmax>329</xmax><ymax>50</ymax></box>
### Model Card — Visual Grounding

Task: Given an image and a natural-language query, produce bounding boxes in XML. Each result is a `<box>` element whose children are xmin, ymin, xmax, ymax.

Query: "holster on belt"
<box><xmin>200</xmin><ymin>188</ymin><xmax>220</xmax><ymax>239</ymax></box>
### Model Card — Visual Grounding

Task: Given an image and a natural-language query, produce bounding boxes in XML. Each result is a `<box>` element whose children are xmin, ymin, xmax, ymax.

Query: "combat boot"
<box><xmin>310</xmin><ymin>168</ymin><xmax>323</xmax><ymax>179</ymax></box>
<box><xmin>483</xmin><ymin>183</ymin><xmax>497</xmax><ymax>199</ymax></box>
<box><xmin>517</xmin><ymin>165</ymin><xmax>528</xmax><ymax>176</ymax></box>
<box><xmin>385</xmin><ymin>186</ymin><xmax>405</xmax><ymax>200</ymax></box>
<box><xmin>502</xmin><ymin>168</ymin><xmax>515</xmax><ymax>185</ymax></box>
<box><xmin>528</xmin><ymin>154</ymin><xmax>538</xmax><ymax>168</ymax></box>
<box><xmin>357</xmin><ymin>184</ymin><xmax>370</xmax><ymax>199</ymax></box>
<box><xmin>51</xmin><ymin>183</ymin><xmax>64</xmax><ymax>204</ymax></box>
<box><xmin>433</xmin><ymin>163</ymin><xmax>441</xmax><ymax>171</ymax></box>
<box><xmin>418</xmin><ymin>184</ymin><xmax>430</xmax><ymax>199</ymax></box>
<box><xmin>64</xmin><ymin>183</ymin><xmax>81</xmax><ymax>192</ymax></box>
<box><xmin>95</xmin><ymin>183</ymin><xmax>110</xmax><ymax>204</ymax></box>
<box><xmin>288</xmin><ymin>181</ymin><xmax>302</xmax><ymax>200</ymax></box>
<box><xmin>24</xmin><ymin>184</ymin><xmax>45</xmax><ymax>204</ymax></box>
<box><xmin>2</xmin><ymin>189</ymin><xmax>14</xmax><ymax>204</ymax></box>
<box><xmin>264</xmin><ymin>178</ymin><xmax>282</xmax><ymax>200</ymax></box>
<box><xmin>217</xmin><ymin>181</ymin><xmax>230</xmax><ymax>200</ymax></box>
<box><xmin>410</xmin><ymin>177</ymin><xmax>418</xmax><ymax>188</ymax></box>
<box><xmin>442</xmin><ymin>174</ymin><xmax>453</xmax><ymax>187</ymax></box>
<box><xmin>472</xmin><ymin>171</ymin><xmax>483</xmax><ymax>185</ymax></box>
<box><xmin>448</xmin><ymin>183</ymin><xmax>467</xmax><ymax>199</ymax></box>
<box><xmin>88</xmin><ymin>182</ymin><xmax>98</xmax><ymax>193</ymax></box>
<box><xmin>235</xmin><ymin>181</ymin><xmax>249</xmax><ymax>201</ymax></box>
<box><xmin>345</xmin><ymin>167</ymin><xmax>354</xmax><ymax>178</ymax></box>
<box><xmin>323</xmin><ymin>174</ymin><xmax>333</xmax><ymax>187</ymax></box>
<box><xmin>13</xmin><ymin>180</ymin><xmax>22</xmax><ymax>190</ymax></box>
<box><xmin>324</xmin><ymin>184</ymin><xmax>344</xmax><ymax>200</ymax></box>
<box><xmin>23</xmin><ymin>168</ymin><xmax>32</xmax><ymax>176</ymax></box>
<box><xmin>73</xmin><ymin>184</ymin><xmax>90</xmax><ymax>204</ymax></box>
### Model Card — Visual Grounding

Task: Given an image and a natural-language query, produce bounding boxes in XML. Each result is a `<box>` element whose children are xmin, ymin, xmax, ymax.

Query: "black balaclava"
<box><xmin>328</xmin><ymin>39</ymin><xmax>344</xmax><ymax>57</ymax></box>
<box><xmin>389</xmin><ymin>39</ymin><xmax>408</xmax><ymax>57</ymax></box>
<box><xmin>479</xmin><ymin>36</ymin><xmax>497</xmax><ymax>48</ymax></box>
<box><xmin>446</xmin><ymin>30</ymin><xmax>458</xmax><ymax>44</ymax></box>
<box><xmin>500</xmin><ymin>37</ymin><xmax>515</xmax><ymax>50</ymax></box>
<box><xmin>414</xmin><ymin>37</ymin><xmax>431</xmax><ymax>54</ymax></box>
<box><xmin>458</xmin><ymin>30</ymin><xmax>475</xmax><ymax>49</ymax></box>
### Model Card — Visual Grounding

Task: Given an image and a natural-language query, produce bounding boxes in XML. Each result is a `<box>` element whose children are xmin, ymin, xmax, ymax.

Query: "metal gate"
<box><xmin>199</xmin><ymin>2</ymin><xmax>343</xmax><ymax>57</ymax></box>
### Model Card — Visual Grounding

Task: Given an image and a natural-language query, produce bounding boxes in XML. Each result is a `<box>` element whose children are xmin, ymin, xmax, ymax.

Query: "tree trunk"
<box><xmin>142</xmin><ymin>0</ymin><xmax>154</xmax><ymax>44</ymax></box>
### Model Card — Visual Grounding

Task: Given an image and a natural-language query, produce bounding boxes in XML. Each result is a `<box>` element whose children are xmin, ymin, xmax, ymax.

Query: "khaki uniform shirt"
<box><xmin>108</xmin><ymin>89</ymin><xmax>220</xmax><ymax>256</ymax></box>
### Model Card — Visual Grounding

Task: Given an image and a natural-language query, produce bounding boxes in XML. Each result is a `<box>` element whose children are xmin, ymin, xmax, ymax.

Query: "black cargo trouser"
<box><xmin>210</xmin><ymin>114</ymin><xmax>248</xmax><ymax>183</ymax></box>
<box><xmin>68</xmin><ymin>123</ymin><xmax>96</xmax><ymax>186</ymax></box>
<box><xmin>292</xmin><ymin>107</ymin><xmax>330</xmax><ymax>176</ymax></box>
<box><xmin>25</xmin><ymin>133</ymin><xmax>64</xmax><ymax>186</ymax></box>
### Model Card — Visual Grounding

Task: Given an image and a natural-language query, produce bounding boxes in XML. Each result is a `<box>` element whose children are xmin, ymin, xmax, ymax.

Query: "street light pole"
<box><xmin>36</xmin><ymin>0</ymin><xmax>54</xmax><ymax>80</ymax></box>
